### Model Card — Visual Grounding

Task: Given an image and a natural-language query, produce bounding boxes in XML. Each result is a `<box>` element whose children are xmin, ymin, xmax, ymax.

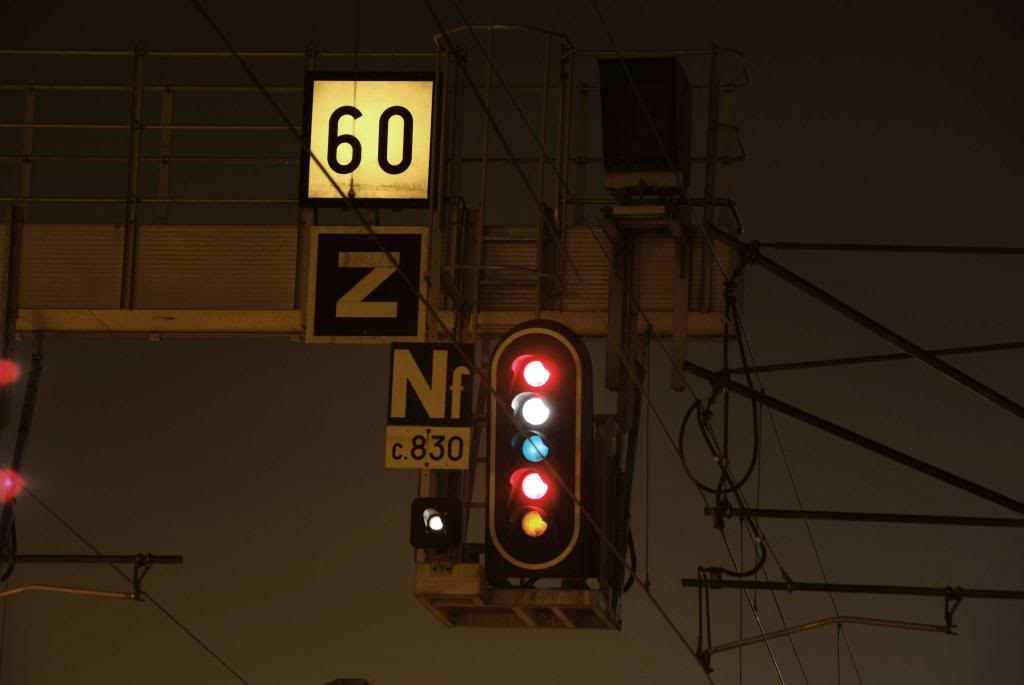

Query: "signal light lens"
<box><xmin>521</xmin><ymin>396</ymin><xmax>551</xmax><ymax>426</ymax></box>
<box><xmin>512</xmin><ymin>392</ymin><xmax>552</xmax><ymax>426</ymax></box>
<box><xmin>522</xmin><ymin>360</ymin><xmax>551</xmax><ymax>388</ymax></box>
<box><xmin>521</xmin><ymin>434</ymin><xmax>549</xmax><ymax>462</ymax></box>
<box><xmin>423</xmin><ymin>508</ymin><xmax>445</xmax><ymax>532</ymax></box>
<box><xmin>521</xmin><ymin>510</ymin><xmax>548</xmax><ymax>537</ymax></box>
<box><xmin>0</xmin><ymin>469</ymin><xmax>23</xmax><ymax>503</ymax></box>
<box><xmin>520</xmin><ymin>472</ymin><xmax>549</xmax><ymax>500</ymax></box>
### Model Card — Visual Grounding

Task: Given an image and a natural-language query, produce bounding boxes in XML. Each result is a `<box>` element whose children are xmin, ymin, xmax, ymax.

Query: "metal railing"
<box><xmin>0</xmin><ymin>39</ymin><xmax>748</xmax><ymax>314</ymax></box>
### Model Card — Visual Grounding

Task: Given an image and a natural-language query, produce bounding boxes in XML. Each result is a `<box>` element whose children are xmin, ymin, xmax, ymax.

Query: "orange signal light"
<box><xmin>521</xmin><ymin>510</ymin><xmax>548</xmax><ymax>537</ymax></box>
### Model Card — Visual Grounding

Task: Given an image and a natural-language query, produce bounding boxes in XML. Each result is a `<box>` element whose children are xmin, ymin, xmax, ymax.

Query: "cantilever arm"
<box><xmin>0</xmin><ymin>584</ymin><xmax>134</xmax><ymax>601</ymax></box>
<box><xmin>712</xmin><ymin>226</ymin><xmax>1024</xmax><ymax>423</ymax></box>
<box><xmin>705</xmin><ymin>615</ymin><xmax>948</xmax><ymax>656</ymax></box>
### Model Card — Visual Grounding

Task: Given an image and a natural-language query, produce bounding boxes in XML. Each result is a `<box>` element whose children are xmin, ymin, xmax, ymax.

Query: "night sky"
<box><xmin>2</xmin><ymin>1</ymin><xmax>1023</xmax><ymax>683</ymax></box>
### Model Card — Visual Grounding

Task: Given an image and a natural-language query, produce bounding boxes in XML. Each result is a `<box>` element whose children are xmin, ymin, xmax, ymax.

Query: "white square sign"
<box><xmin>300</xmin><ymin>73</ymin><xmax>435</xmax><ymax>205</ymax></box>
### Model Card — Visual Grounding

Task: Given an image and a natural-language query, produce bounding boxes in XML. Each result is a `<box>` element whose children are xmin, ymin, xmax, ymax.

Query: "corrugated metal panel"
<box><xmin>133</xmin><ymin>225</ymin><xmax>296</xmax><ymax>309</ymax></box>
<box><xmin>635</xmin><ymin>233</ymin><xmax>675</xmax><ymax>313</ymax></box>
<box><xmin>480</xmin><ymin>226</ymin><xmax>537</xmax><ymax>310</ymax></box>
<box><xmin>20</xmin><ymin>224</ymin><xmax>123</xmax><ymax>308</ymax></box>
<box><xmin>687</xmin><ymin>230</ymin><xmax>732</xmax><ymax>313</ymax></box>
<box><xmin>561</xmin><ymin>225</ymin><xmax>611</xmax><ymax>312</ymax></box>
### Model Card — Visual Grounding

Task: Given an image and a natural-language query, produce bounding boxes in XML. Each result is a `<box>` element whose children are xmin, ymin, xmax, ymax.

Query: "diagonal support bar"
<box><xmin>685</xmin><ymin>361</ymin><xmax>1024</xmax><ymax>516</ymax></box>
<box><xmin>730</xmin><ymin>340</ymin><xmax>1024</xmax><ymax>375</ymax></box>
<box><xmin>712</xmin><ymin>226</ymin><xmax>1024</xmax><ymax>422</ymax></box>
<box><xmin>704</xmin><ymin>615</ymin><xmax>947</xmax><ymax>656</ymax></box>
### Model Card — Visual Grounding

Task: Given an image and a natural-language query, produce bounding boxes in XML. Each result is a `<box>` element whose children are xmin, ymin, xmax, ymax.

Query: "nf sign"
<box><xmin>305</xmin><ymin>226</ymin><xmax>427</xmax><ymax>343</ymax></box>
<box><xmin>386</xmin><ymin>343</ymin><xmax>474</xmax><ymax>470</ymax></box>
<box><xmin>300</xmin><ymin>72</ymin><xmax>435</xmax><ymax>206</ymax></box>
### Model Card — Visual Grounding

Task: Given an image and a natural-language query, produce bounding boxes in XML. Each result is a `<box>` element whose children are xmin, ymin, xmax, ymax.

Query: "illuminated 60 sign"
<box><xmin>300</xmin><ymin>73</ymin><xmax>435</xmax><ymax>206</ymax></box>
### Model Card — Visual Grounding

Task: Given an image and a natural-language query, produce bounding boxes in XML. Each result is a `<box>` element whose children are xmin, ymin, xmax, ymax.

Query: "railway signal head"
<box><xmin>486</xmin><ymin>320</ymin><xmax>597</xmax><ymax>580</ymax></box>
<box><xmin>410</xmin><ymin>497</ymin><xmax>462</xmax><ymax>550</ymax></box>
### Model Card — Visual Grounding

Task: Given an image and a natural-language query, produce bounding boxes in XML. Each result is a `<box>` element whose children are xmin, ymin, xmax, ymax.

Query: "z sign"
<box><xmin>299</xmin><ymin>72</ymin><xmax>435</xmax><ymax>206</ymax></box>
<box><xmin>305</xmin><ymin>226</ymin><xmax>427</xmax><ymax>343</ymax></box>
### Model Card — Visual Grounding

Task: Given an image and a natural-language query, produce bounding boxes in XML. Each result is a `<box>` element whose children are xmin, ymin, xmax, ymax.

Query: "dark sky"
<box><xmin>2</xmin><ymin>1</ymin><xmax>1023</xmax><ymax>684</ymax></box>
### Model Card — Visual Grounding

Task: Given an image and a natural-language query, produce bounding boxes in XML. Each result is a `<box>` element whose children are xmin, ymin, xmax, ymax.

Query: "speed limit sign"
<box><xmin>300</xmin><ymin>72</ymin><xmax>436</xmax><ymax>206</ymax></box>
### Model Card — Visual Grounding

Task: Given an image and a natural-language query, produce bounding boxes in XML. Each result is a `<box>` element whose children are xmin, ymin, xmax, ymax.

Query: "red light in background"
<box><xmin>0</xmin><ymin>360</ymin><xmax>20</xmax><ymax>386</ymax></box>
<box><xmin>0</xmin><ymin>469</ymin><xmax>23</xmax><ymax>502</ymax></box>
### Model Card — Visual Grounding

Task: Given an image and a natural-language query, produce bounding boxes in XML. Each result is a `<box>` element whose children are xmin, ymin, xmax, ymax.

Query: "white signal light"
<box><xmin>521</xmin><ymin>396</ymin><xmax>551</xmax><ymax>426</ymax></box>
<box><xmin>423</xmin><ymin>508</ymin><xmax>445</xmax><ymax>531</ymax></box>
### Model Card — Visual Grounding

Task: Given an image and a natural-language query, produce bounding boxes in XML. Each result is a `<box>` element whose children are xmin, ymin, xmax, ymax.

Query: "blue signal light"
<box><xmin>522</xmin><ymin>434</ymin><xmax>549</xmax><ymax>462</ymax></box>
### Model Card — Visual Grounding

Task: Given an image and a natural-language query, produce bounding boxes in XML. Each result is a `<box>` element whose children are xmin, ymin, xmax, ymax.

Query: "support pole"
<box><xmin>12</xmin><ymin>554</ymin><xmax>182</xmax><ymax>564</ymax></box>
<box><xmin>707</xmin><ymin>506</ymin><xmax>1024</xmax><ymax>528</ymax></box>
<box><xmin>758</xmin><ymin>241</ymin><xmax>1024</xmax><ymax>255</ymax></box>
<box><xmin>681</xmin><ymin>577</ymin><xmax>1024</xmax><ymax>601</ymax></box>
<box><xmin>0</xmin><ymin>343</ymin><xmax>42</xmax><ymax>567</ymax></box>
<box><xmin>698</xmin><ymin>45</ymin><xmax>720</xmax><ymax>312</ymax></box>
<box><xmin>0</xmin><ymin>205</ymin><xmax>23</xmax><ymax>430</ymax></box>
<box><xmin>120</xmin><ymin>44</ymin><xmax>144</xmax><ymax>309</ymax></box>
<box><xmin>714</xmin><ymin>227</ymin><xmax>1024</xmax><ymax>422</ymax></box>
<box><xmin>685</xmin><ymin>361</ymin><xmax>1024</xmax><ymax>516</ymax></box>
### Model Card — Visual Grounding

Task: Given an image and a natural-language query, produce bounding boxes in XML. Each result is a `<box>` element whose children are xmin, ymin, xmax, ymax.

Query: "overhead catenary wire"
<box><xmin>735</xmin><ymin>313</ymin><xmax>867</xmax><ymax>683</ymax></box>
<box><xmin>716</xmin><ymin>241</ymin><xmax>864</xmax><ymax>679</ymax></box>
<box><xmin>22</xmin><ymin>486</ymin><xmax>252</xmax><ymax>685</ymax></box>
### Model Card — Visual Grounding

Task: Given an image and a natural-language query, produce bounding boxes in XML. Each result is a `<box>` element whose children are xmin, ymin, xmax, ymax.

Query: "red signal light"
<box><xmin>522</xmin><ymin>360</ymin><xmax>551</xmax><ymax>388</ymax></box>
<box><xmin>510</xmin><ymin>468</ymin><xmax>550</xmax><ymax>500</ymax></box>
<box><xmin>0</xmin><ymin>469</ymin><xmax>23</xmax><ymax>502</ymax></box>
<box><xmin>0</xmin><ymin>360</ymin><xmax>20</xmax><ymax>386</ymax></box>
<box><xmin>511</xmin><ymin>355</ymin><xmax>552</xmax><ymax>388</ymax></box>
<box><xmin>521</xmin><ymin>472</ymin><xmax>549</xmax><ymax>500</ymax></box>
